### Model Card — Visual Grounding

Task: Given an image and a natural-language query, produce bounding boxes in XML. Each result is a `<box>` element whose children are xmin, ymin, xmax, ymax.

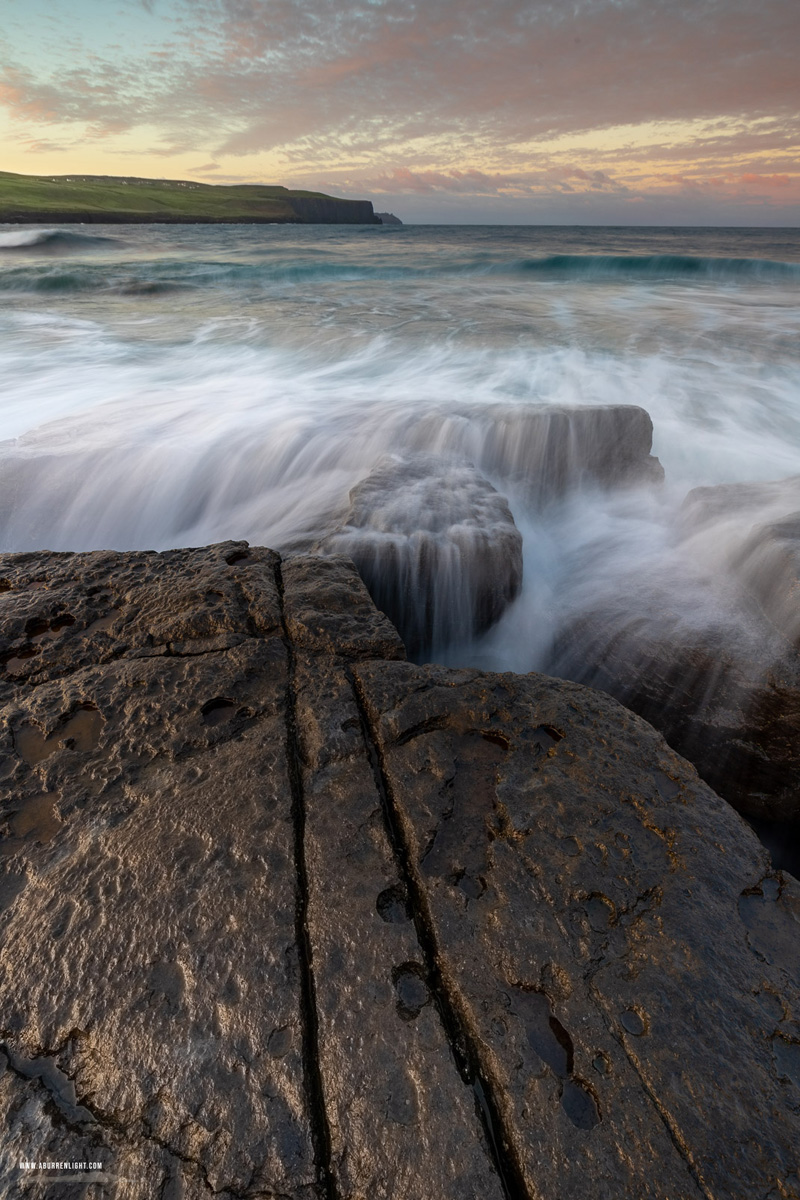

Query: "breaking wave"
<box><xmin>0</xmin><ymin>227</ymin><xmax>122</xmax><ymax>253</ymax></box>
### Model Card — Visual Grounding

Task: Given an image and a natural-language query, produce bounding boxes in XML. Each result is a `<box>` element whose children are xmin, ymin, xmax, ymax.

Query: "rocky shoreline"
<box><xmin>1</xmin><ymin>542</ymin><xmax>798</xmax><ymax>1198</ymax></box>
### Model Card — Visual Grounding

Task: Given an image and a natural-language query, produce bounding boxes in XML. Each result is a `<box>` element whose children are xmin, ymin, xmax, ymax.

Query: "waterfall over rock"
<box><xmin>320</xmin><ymin>454</ymin><xmax>523</xmax><ymax>657</ymax></box>
<box><xmin>403</xmin><ymin>403</ymin><xmax>664</xmax><ymax>506</ymax></box>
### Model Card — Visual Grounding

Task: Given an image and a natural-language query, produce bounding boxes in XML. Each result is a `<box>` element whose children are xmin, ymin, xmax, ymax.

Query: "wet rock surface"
<box><xmin>321</xmin><ymin>455</ymin><xmax>523</xmax><ymax>656</ymax></box>
<box><xmin>1</xmin><ymin>542</ymin><xmax>798</xmax><ymax>1199</ymax></box>
<box><xmin>352</xmin><ymin>661</ymin><xmax>800</xmax><ymax>1200</ymax></box>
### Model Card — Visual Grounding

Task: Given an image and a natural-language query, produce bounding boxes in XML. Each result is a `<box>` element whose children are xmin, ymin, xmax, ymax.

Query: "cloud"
<box><xmin>3</xmin><ymin>0</ymin><xmax>799</xmax><ymax>152</ymax></box>
<box><xmin>0</xmin><ymin>0</ymin><xmax>797</xmax><ymax>219</ymax></box>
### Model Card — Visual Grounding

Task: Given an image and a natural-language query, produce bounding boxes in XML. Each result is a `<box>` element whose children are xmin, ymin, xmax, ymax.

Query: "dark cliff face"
<box><xmin>0</xmin><ymin>200</ymin><xmax>379</xmax><ymax>225</ymax></box>
<box><xmin>0</xmin><ymin>542</ymin><xmax>798</xmax><ymax>1200</ymax></box>
<box><xmin>286</xmin><ymin>196</ymin><xmax>380</xmax><ymax>223</ymax></box>
<box><xmin>0</xmin><ymin>197</ymin><xmax>379</xmax><ymax>225</ymax></box>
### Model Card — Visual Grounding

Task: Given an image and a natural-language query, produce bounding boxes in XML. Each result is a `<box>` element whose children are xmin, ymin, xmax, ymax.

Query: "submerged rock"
<box><xmin>320</xmin><ymin>454</ymin><xmax>523</xmax><ymax>656</ymax></box>
<box><xmin>0</xmin><ymin>542</ymin><xmax>798</xmax><ymax>1199</ymax></box>
<box><xmin>552</xmin><ymin>476</ymin><xmax>800</xmax><ymax>830</ymax></box>
<box><xmin>404</xmin><ymin>403</ymin><xmax>664</xmax><ymax>506</ymax></box>
<box><xmin>683</xmin><ymin>476</ymin><xmax>800</xmax><ymax>649</ymax></box>
<box><xmin>552</xmin><ymin>602</ymin><xmax>800</xmax><ymax>826</ymax></box>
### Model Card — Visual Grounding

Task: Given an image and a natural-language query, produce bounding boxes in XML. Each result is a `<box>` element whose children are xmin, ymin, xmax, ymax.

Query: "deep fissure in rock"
<box><xmin>347</xmin><ymin>668</ymin><xmax>532</xmax><ymax>1200</ymax></box>
<box><xmin>274</xmin><ymin>558</ymin><xmax>338</xmax><ymax>1200</ymax></box>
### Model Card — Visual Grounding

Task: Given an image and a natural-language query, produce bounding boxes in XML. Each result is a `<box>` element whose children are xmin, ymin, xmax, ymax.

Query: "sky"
<box><xmin>1</xmin><ymin>0</ymin><xmax>798</xmax><ymax>224</ymax></box>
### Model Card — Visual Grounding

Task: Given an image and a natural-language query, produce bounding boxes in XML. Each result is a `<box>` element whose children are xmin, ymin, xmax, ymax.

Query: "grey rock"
<box><xmin>321</xmin><ymin>455</ymin><xmax>523</xmax><ymax>656</ymax></box>
<box><xmin>1</xmin><ymin>542</ymin><xmax>798</xmax><ymax>1199</ymax></box>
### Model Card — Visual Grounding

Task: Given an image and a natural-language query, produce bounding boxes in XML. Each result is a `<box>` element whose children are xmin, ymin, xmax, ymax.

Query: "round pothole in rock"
<box><xmin>201</xmin><ymin>698</ymin><xmax>237</xmax><ymax>726</ymax></box>
<box><xmin>376</xmin><ymin>884</ymin><xmax>411</xmax><ymax>924</ymax></box>
<box><xmin>561</xmin><ymin>1078</ymin><xmax>601</xmax><ymax>1130</ymax></box>
<box><xmin>586</xmin><ymin>894</ymin><xmax>615</xmax><ymax>932</ymax></box>
<box><xmin>392</xmin><ymin>963</ymin><xmax>430</xmax><ymax>1021</ymax></box>
<box><xmin>592</xmin><ymin>1051</ymin><xmax>612</xmax><ymax>1076</ymax></box>
<box><xmin>268</xmin><ymin>1025</ymin><xmax>294</xmax><ymax>1059</ymax></box>
<box><xmin>620</xmin><ymin>1007</ymin><xmax>647</xmax><ymax>1036</ymax></box>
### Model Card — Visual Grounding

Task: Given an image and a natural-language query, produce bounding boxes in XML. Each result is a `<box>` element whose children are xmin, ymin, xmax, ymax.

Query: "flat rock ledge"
<box><xmin>0</xmin><ymin>542</ymin><xmax>798</xmax><ymax>1200</ymax></box>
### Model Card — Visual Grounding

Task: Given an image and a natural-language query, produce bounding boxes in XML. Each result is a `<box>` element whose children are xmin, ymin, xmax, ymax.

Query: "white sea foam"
<box><xmin>1</xmin><ymin>225</ymin><xmax>799</xmax><ymax>674</ymax></box>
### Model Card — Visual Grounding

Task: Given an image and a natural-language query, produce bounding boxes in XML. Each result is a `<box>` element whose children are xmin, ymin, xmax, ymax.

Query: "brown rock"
<box><xmin>352</xmin><ymin>660</ymin><xmax>800</xmax><ymax>1200</ymax></box>
<box><xmin>1</xmin><ymin>542</ymin><xmax>798</xmax><ymax>1199</ymax></box>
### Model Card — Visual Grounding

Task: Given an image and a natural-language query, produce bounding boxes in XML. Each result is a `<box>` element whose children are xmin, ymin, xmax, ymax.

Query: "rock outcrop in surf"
<box><xmin>320</xmin><ymin>454</ymin><xmax>523</xmax><ymax>655</ymax></box>
<box><xmin>551</xmin><ymin>474</ymin><xmax>800</xmax><ymax>834</ymax></box>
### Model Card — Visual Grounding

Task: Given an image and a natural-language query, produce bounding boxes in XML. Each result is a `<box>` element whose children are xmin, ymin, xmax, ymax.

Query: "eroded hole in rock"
<box><xmin>3</xmin><ymin>646</ymin><xmax>41</xmax><ymax>675</ymax></box>
<box><xmin>772</xmin><ymin>1037</ymin><xmax>800</xmax><ymax>1089</ymax></box>
<box><xmin>392</xmin><ymin>962</ymin><xmax>430</xmax><ymax>1022</ymax></box>
<box><xmin>13</xmin><ymin>704</ymin><xmax>105</xmax><ymax>766</ymax></box>
<box><xmin>0</xmin><ymin>579</ymin><xmax>11</xmax><ymax>593</ymax></box>
<box><xmin>585</xmin><ymin>894</ymin><xmax>616</xmax><ymax>932</ymax></box>
<box><xmin>201</xmin><ymin>698</ymin><xmax>237</xmax><ymax>726</ymax></box>
<box><xmin>10</xmin><ymin>793</ymin><xmax>62</xmax><ymax>845</ymax></box>
<box><xmin>83</xmin><ymin>610</ymin><xmax>120</xmax><ymax>635</ymax></box>
<box><xmin>515</xmin><ymin>988</ymin><xmax>573</xmax><ymax>1075</ymax></box>
<box><xmin>225</xmin><ymin>549</ymin><xmax>251</xmax><ymax>565</ymax></box>
<box><xmin>592</xmin><ymin>1052</ymin><xmax>611</xmax><ymax>1076</ymax></box>
<box><xmin>480</xmin><ymin>730</ymin><xmax>510</xmax><ymax>750</ymax></box>
<box><xmin>620</xmin><ymin>1008</ymin><xmax>647</xmax><ymax>1036</ymax></box>
<box><xmin>561</xmin><ymin>1078</ymin><xmax>601</xmax><ymax>1130</ymax></box>
<box><xmin>532</xmin><ymin>724</ymin><xmax>564</xmax><ymax>752</ymax></box>
<box><xmin>268</xmin><ymin>1025</ymin><xmax>294</xmax><ymax>1059</ymax></box>
<box><xmin>511</xmin><ymin>986</ymin><xmax>601</xmax><ymax>1129</ymax></box>
<box><xmin>26</xmin><ymin>614</ymin><xmax>76</xmax><ymax>642</ymax></box>
<box><xmin>59</xmin><ymin>705</ymin><xmax>104</xmax><ymax>752</ymax></box>
<box><xmin>452</xmin><ymin>870</ymin><xmax>487</xmax><ymax>900</ymax></box>
<box><xmin>376</xmin><ymin>884</ymin><xmax>412</xmax><ymax>924</ymax></box>
<box><xmin>652</xmin><ymin>770</ymin><xmax>681</xmax><ymax>800</ymax></box>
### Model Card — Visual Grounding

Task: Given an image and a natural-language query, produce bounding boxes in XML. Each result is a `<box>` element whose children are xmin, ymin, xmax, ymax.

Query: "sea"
<box><xmin>1</xmin><ymin>222</ymin><xmax>799</xmax><ymax>675</ymax></box>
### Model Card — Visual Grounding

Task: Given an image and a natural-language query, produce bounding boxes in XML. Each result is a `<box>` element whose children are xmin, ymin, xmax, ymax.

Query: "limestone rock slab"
<box><xmin>353</xmin><ymin>660</ymin><xmax>800</xmax><ymax>1200</ymax></box>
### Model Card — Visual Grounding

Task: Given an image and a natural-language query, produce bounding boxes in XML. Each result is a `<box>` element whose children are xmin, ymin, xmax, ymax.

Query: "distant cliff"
<box><xmin>375</xmin><ymin>211</ymin><xmax>403</xmax><ymax>225</ymax></box>
<box><xmin>286</xmin><ymin>195</ymin><xmax>379</xmax><ymax>224</ymax></box>
<box><xmin>0</xmin><ymin>171</ymin><xmax>380</xmax><ymax>225</ymax></box>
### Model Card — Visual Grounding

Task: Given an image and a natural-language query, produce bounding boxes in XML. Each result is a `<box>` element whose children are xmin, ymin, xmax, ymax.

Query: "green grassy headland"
<box><xmin>0</xmin><ymin>171</ymin><xmax>379</xmax><ymax>224</ymax></box>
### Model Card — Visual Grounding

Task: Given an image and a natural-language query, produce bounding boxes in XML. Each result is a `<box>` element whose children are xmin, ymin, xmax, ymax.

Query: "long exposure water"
<box><xmin>2</xmin><ymin>223</ymin><xmax>799</xmax><ymax>853</ymax></box>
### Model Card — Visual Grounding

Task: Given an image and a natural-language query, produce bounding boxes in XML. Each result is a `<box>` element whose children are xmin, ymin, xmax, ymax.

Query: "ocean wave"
<box><xmin>0</xmin><ymin>268</ymin><xmax>189</xmax><ymax>294</ymax></box>
<box><xmin>509</xmin><ymin>254</ymin><xmax>800</xmax><ymax>281</ymax></box>
<box><xmin>1</xmin><ymin>247</ymin><xmax>798</xmax><ymax>295</ymax></box>
<box><xmin>0</xmin><ymin>228</ymin><xmax>121</xmax><ymax>253</ymax></box>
